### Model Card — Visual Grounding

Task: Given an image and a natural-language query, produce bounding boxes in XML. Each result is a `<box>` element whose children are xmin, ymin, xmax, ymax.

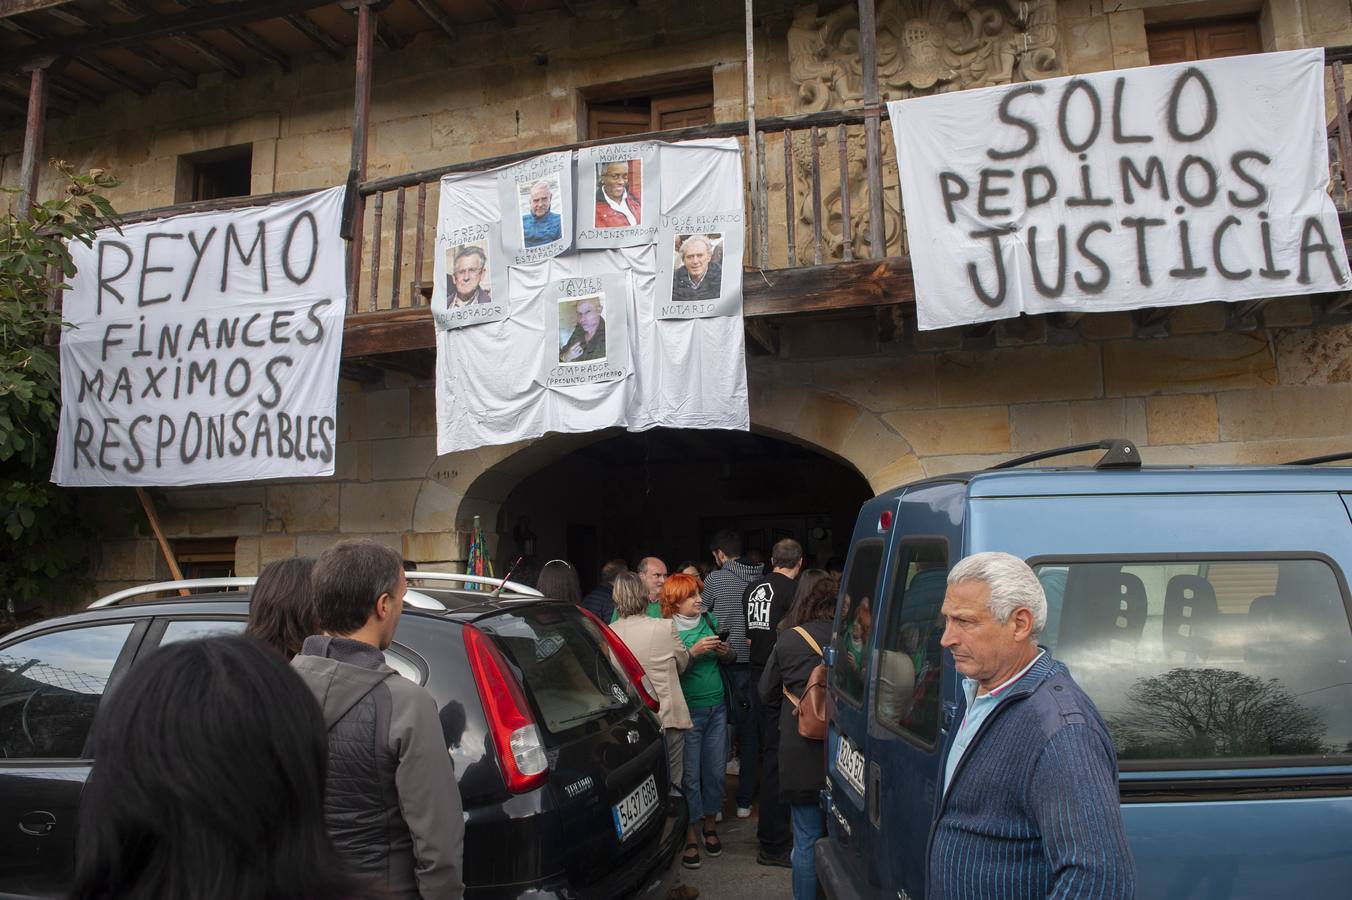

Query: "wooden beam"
<box><xmin>1132</xmin><ymin>307</ymin><xmax>1171</xmax><ymax>337</ymax></box>
<box><xmin>744</xmin><ymin>319</ymin><xmax>779</xmax><ymax>356</ymax></box>
<box><xmin>373</xmin><ymin>16</ymin><xmax>404</xmax><ymax>50</ymax></box>
<box><xmin>481</xmin><ymin>0</ymin><xmax>515</xmax><ymax>28</ymax></box>
<box><xmin>177</xmin><ymin>0</ymin><xmax>291</xmax><ymax>72</ymax></box>
<box><xmin>342</xmin><ymin>309</ymin><xmax>432</xmax><ymax>358</ymax></box>
<box><xmin>745</xmin><ymin>257</ymin><xmax>915</xmax><ymax>317</ymax></box>
<box><xmin>0</xmin><ymin>73</ymin><xmax>70</xmax><ymax>113</ymax></box>
<box><xmin>45</xmin><ymin>5</ymin><xmax>196</xmax><ymax>88</ymax></box>
<box><xmin>104</xmin><ymin>0</ymin><xmax>246</xmax><ymax>78</ymax></box>
<box><xmin>135</xmin><ymin>488</ymin><xmax>188</xmax><ymax>591</ymax></box>
<box><xmin>4</xmin><ymin>0</ymin><xmax>335</xmax><ymax>70</ymax></box>
<box><xmin>0</xmin><ymin>0</ymin><xmax>70</xmax><ymax>17</ymax></box>
<box><xmin>409</xmin><ymin>0</ymin><xmax>456</xmax><ymax>40</ymax></box>
<box><xmin>70</xmin><ymin>55</ymin><xmax>149</xmax><ymax>94</ymax></box>
<box><xmin>1</xmin><ymin>15</ymin><xmax>150</xmax><ymax>93</ymax></box>
<box><xmin>17</xmin><ymin>64</ymin><xmax>46</xmax><ymax>217</ymax></box>
<box><xmin>285</xmin><ymin>11</ymin><xmax>345</xmax><ymax>59</ymax></box>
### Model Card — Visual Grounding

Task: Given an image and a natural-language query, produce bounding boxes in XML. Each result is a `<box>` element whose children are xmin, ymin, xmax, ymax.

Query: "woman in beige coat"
<box><xmin>609</xmin><ymin>571</ymin><xmax>691</xmax><ymax>789</ymax></box>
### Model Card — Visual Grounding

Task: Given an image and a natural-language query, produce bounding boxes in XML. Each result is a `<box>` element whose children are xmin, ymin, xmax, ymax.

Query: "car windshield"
<box><xmin>1033</xmin><ymin>558</ymin><xmax>1352</xmax><ymax>764</ymax></box>
<box><xmin>487</xmin><ymin>608</ymin><xmax>633</xmax><ymax>735</ymax></box>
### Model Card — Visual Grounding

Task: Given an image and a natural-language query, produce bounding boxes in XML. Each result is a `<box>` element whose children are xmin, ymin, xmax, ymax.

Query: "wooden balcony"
<box><xmin>100</xmin><ymin>49</ymin><xmax>1352</xmax><ymax>377</ymax></box>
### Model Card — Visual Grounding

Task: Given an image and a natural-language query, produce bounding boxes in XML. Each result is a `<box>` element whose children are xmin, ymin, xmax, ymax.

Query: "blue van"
<box><xmin>815</xmin><ymin>441</ymin><xmax>1352</xmax><ymax>900</ymax></box>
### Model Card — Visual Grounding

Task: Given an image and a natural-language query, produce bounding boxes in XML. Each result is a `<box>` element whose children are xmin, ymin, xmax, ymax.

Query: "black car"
<box><xmin>0</xmin><ymin>573</ymin><xmax>686</xmax><ymax>898</ymax></box>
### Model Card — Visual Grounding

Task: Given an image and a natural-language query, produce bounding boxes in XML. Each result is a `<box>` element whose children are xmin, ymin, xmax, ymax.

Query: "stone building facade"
<box><xmin>3</xmin><ymin>0</ymin><xmax>1351</xmax><ymax>604</ymax></box>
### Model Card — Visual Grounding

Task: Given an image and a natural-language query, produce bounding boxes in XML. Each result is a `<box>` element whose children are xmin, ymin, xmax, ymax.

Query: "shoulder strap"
<box><xmin>793</xmin><ymin>625</ymin><xmax>823</xmax><ymax>657</ymax></box>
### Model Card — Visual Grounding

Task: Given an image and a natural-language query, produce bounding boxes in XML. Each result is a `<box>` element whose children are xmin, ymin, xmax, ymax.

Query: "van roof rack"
<box><xmin>1283</xmin><ymin>451</ymin><xmax>1352</xmax><ymax>466</ymax></box>
<box><xmin>989</xmin><ymin>439</ymin><xmax>1141</xmax><ymax>471</ymax></box>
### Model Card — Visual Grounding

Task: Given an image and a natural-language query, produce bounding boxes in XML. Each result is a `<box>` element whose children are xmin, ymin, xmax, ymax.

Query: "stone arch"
<box><xmin>421</xmin><ymin>386</ymin><xmax>923</xmax><ymax>553</ymax></box>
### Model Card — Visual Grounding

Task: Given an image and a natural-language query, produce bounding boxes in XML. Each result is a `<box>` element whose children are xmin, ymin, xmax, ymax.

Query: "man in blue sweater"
<box><xmin>928</xmin><ymin>552</ymin><xmax>1135</xmax><ymax>899</ymax></box>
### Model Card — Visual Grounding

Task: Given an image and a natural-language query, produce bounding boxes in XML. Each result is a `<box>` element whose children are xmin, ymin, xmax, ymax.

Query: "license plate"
<box><xmin>612</xmin><ymin>774</ymin><xmax>660</xmax><ymax>841</ymax></box>
<box><xmin>835</xmin><ymin>734</ymin><xmax>866</xmax><ymax>797</ymax></box>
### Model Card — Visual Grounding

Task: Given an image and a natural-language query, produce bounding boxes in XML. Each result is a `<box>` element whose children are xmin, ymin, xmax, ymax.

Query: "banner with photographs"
<box><xmin>52</xmin><ymin>186</ymin><xmax>346</xmax><ymax>487</ymax></box>
<box><xmin>656</xmin><ymin>212</ymin><xmax>744</xmax><ymax>319</ymax></box>
<box><xmin>497</xmin><ymin>151</ymin><xmax>573</xmax><ymax>265</ymax></box>
<box><xmin>545</xmin><ymin>274</ymin><xmax>630</xmax><ymax>386</ymax></box>
<box><xmin>574</xmin><ymin>142</ymin><xmax>661</xmax><ymax>249</ymax></box>
<box><xmin>431</xmin><ymin>222</ymin><xmax>509</xmax><ymax>330</ymax></box>
<box><xmin>435</xmin><ymin>137</ymin><xmax>749</xmax><ymax>454</ymax></box>
<box><xmin>889</xmin><ymin>49</ymin><xmax>1350</xmax><ymax>330</ymax></box>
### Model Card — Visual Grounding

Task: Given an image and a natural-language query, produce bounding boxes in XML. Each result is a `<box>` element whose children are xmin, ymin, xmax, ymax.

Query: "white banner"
<box><xmin>435</xmin><ymin>138</ymin><xmax>749</xmax><ymax>454</ymax></box>
<box><xmin>889</xmin><ymin>49</ymin><xmax>1350</xmax><ymax>330</ymax></box>
<box><xmin>52</xmin><ymin>186</ymin><xmax>347</xmax><ymax>486</ymax></box>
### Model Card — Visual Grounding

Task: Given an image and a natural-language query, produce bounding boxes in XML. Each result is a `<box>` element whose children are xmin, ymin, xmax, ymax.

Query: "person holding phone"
<box><xmin>661</xmin><ymin>573</ymin><xmax>733</xmax><ymax>871</ymax></box>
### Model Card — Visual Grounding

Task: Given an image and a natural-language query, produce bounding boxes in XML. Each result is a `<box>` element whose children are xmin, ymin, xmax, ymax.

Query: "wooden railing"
<box><xmin>111</xmin><ymin>52</ymin><xmax>1352</xmax><ymax>321</ymax></box>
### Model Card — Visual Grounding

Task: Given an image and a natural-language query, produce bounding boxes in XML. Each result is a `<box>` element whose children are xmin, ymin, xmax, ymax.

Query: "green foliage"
<box><xmin>1</xmin><ymin>161</ymin><xmax>132</xmax><ymax>615</ymax></box>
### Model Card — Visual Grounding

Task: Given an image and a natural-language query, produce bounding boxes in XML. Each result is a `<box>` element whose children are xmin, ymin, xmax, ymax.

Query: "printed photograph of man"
<box><xmin>559</xmin><ymin>295</ymin><xmax>606</xmax><ymax>364</ymax></box>
<box><xmin>670</xmin><ymin>233</ymin><xmax>723</xmax><ymax>303</ymax></box>
<box><xmin>445</xmin><ymin>244</ymin><xmax>492</xmax><ymax>308</ymax></box>
<box><xmin>520</xmin><ymin>176</ymin><xmax>562</xmax><ymax>247</ymax></box>
<box><xmin>594</xmin><ymin>160</ymin><xmax>642</xmax><ymax>228</ymax></box>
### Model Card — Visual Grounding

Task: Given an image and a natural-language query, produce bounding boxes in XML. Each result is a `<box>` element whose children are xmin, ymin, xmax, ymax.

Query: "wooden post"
<box><xmin>857</xmin><ymin>0</ymin><xmax>884</xmax><ymax>257</ymax></box>
<box><xmin>837</xmin><ymin>124</ymin><xmax>853</xmax><ymax>261</ymax></box>
<box><xmin>1334</xmin><ymin>62</ymin><xmax>1352</xmax><ymax>208</ymax></box>
<box><xmin>345</xmin><ymin>0</ymin><xmax>377</xmax><ymax>311</ymax></box>
<box><xmin>413</xmin><ymin>181</ymin><xmax>427</xmax><ymax>302</ymax></box>
<box><xmin>17</xmin><ymin>63</ymin><xmax>50</xmax><ymax>219</ymax></box>
<box><xmin>135</xmin><ymin>488</ymin><xmax>188</xmax><ymax>594</ymax></box>
<box><xmin>783</xmin><ymin>129</ymin><xmax>797</xmax><ymax>268</ymax></box>
<box><xmin>744</xmin><ymin>0</ymin><xmax>761</xmax><ymax>267</ymax></box>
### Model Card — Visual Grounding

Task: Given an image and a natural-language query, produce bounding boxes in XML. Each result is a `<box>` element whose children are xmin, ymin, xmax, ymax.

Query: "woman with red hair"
<box><xmin>661</xmin><ymin>572</ymin><xmax>733</xmax><ymax>870</ymax></box>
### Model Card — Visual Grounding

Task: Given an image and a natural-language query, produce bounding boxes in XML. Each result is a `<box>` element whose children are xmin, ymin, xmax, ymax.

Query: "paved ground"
<box><xmin>671</xmin><ymin>775</ymin><xmax>792</xmax><ymax>900</ymax></box>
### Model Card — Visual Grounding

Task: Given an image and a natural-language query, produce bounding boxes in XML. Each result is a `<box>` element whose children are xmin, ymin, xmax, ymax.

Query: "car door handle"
<box><xmin>19</xmin><ymin>811</ymin><xmax>56</xmax><ymax>837</ymax></box>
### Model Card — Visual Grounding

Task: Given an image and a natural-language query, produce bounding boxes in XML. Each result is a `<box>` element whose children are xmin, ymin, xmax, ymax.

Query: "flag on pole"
<box><xmin>465</xmin><ymin>515</ymin><xmax>493</xmax><ymax>590</ymax></box>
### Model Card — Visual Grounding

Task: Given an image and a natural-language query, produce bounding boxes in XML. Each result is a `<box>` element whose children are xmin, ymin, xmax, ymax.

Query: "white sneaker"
<box><xmin>715</xmin><ymin>811</ymin><xmax>723</xmax><ymax>822</ymax></box>
<box><xmin>736</xmin><ymin>806</ymin><xmax>752</xmax><ymax>818</ymax></box>
<box><xmin>725</xmin><ymin>758</ymin><xmax>740</xmax><ymax>776</ymax></box>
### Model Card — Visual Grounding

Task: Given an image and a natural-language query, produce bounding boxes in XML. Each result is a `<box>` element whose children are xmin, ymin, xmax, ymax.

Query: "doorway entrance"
<box><xmin>494</xmin><ymin>428</ymin><xmax>873</xmax><ymax>592</ymax></box>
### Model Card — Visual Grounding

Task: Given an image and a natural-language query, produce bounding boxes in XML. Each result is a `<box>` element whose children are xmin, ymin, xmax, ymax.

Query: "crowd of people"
<box><xmin>577</xmin><ymin>531</ymin><xmax>840</xmax><ymax>898</ymax></box>
<box><xmin>62</xmin><ymin>533</ymin><xmax>1135</xmax><ymax>900</ymax></box>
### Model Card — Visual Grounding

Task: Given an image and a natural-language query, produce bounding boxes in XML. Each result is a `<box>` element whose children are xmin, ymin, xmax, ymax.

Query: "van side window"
<box><xmin>1033</xmin><ymin>558</ymin><xmax>1352</xmax><ymax>765</ymax></box>
<box><xmin>876</xmin><ymin>540</ymin><xmax>949</xmax><ymax>745</ymax></box>
<box><xmin>832</xmin><ymin>539</ymin><xmax>885</xmax><ymax>706</ymax></box>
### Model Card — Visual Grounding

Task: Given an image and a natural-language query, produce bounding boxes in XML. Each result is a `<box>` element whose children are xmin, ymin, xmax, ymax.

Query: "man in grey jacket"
<box><xmin>292</xmin><ymin>539</ymin><xmax>465</xmax><ymax>900</ymax></box>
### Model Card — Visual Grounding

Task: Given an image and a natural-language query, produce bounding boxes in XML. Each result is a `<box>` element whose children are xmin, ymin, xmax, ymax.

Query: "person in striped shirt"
<box><xmin>928</xmin><ymin>552</ymin><xmax>1135</xmax><ymax>899</ymax></box>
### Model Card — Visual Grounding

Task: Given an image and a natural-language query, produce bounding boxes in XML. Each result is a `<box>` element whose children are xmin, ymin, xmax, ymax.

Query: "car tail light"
<box><xmin>576</xmin><ymin>606</ymin><xmax>661</xmax><ymax>712</ymax></box>
<box><xmin>878</xmin><ymin>510</ymin><xmax>893</xmax><ymax>532</ymax></box>
<box><xmin>463</xmin><ymin>624</ymin><xmax>549</xmax><ymax>793</ymax></box>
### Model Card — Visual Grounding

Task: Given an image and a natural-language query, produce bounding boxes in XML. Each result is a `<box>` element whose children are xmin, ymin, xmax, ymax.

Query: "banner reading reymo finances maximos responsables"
<box><xmin>890</xmin><ymin>49</ymin><xmax>1350</xmax><ymax>331</ymax></box>
<box><xmin>52</xmin><ymin>186</ymin><xmax>346</xmax><ymax>487</ymax></box>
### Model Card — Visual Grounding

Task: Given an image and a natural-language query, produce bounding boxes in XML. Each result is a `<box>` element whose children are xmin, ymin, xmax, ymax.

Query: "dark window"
<box><xmin>0</xmin><ymin>622</ymin><xmax>135</xmax><ymax>759</ymax></box>
<box><xmin>876</xmin><ymin>540</ymin><xmax>949</xmax><ymax>745</ymax></box>
<box><xmin>1033</xmin><ymin>557</ymin><xmax>1352</xmax><ymax>765</ymax></box>
<box><xmin>832</xmin><ymin>539</ymin><xmax>885</xmax><ymax>706</ymax></box>
<box><xmin>171</xmin><ymin>538</ymin><xmax>236</xmax><ymax>580</ymax></box>
<box><xmin>1147</xmin><ymin>17</ymin><xmax>1261</xmax><ymax>65</ymax></box>
<box><xmin>582</xmin><ymin>71</ymin><xmax>714</xmax><ymax>140</ymax></box>
<box><xmin>175</xmin><ymin>145</ymin><xmax>253</xmax><ymax>203</ymax></box>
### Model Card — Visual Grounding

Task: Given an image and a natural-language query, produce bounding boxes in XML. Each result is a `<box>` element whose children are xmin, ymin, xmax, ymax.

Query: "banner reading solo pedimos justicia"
<box><xmin>890</xmin><ymin>49</ymin><xmax>1349</xmax><ymax>330</ymax></box>
<box><xmin>52</xmin><ymin>186</ymin><xmax>346</xmax><ymax>487</ymax></box>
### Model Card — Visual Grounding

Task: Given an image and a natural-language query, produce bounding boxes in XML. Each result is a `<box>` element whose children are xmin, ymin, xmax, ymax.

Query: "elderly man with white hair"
<box><xmin>927</xmin><ymin>551</ymin><xmax>1135</xmax><ymax>900</ymax></box>
<box><xmin>670</xmin><ymin>234</ymin><xmax>722</xmax><ymax>303</ymax></box>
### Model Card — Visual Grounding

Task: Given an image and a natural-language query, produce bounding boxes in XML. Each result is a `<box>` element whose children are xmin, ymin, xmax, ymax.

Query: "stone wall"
<box><xmin>89</xmin><ymin>296</ymin><xmax>1352</xmax><ymax>604</ymax></box>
